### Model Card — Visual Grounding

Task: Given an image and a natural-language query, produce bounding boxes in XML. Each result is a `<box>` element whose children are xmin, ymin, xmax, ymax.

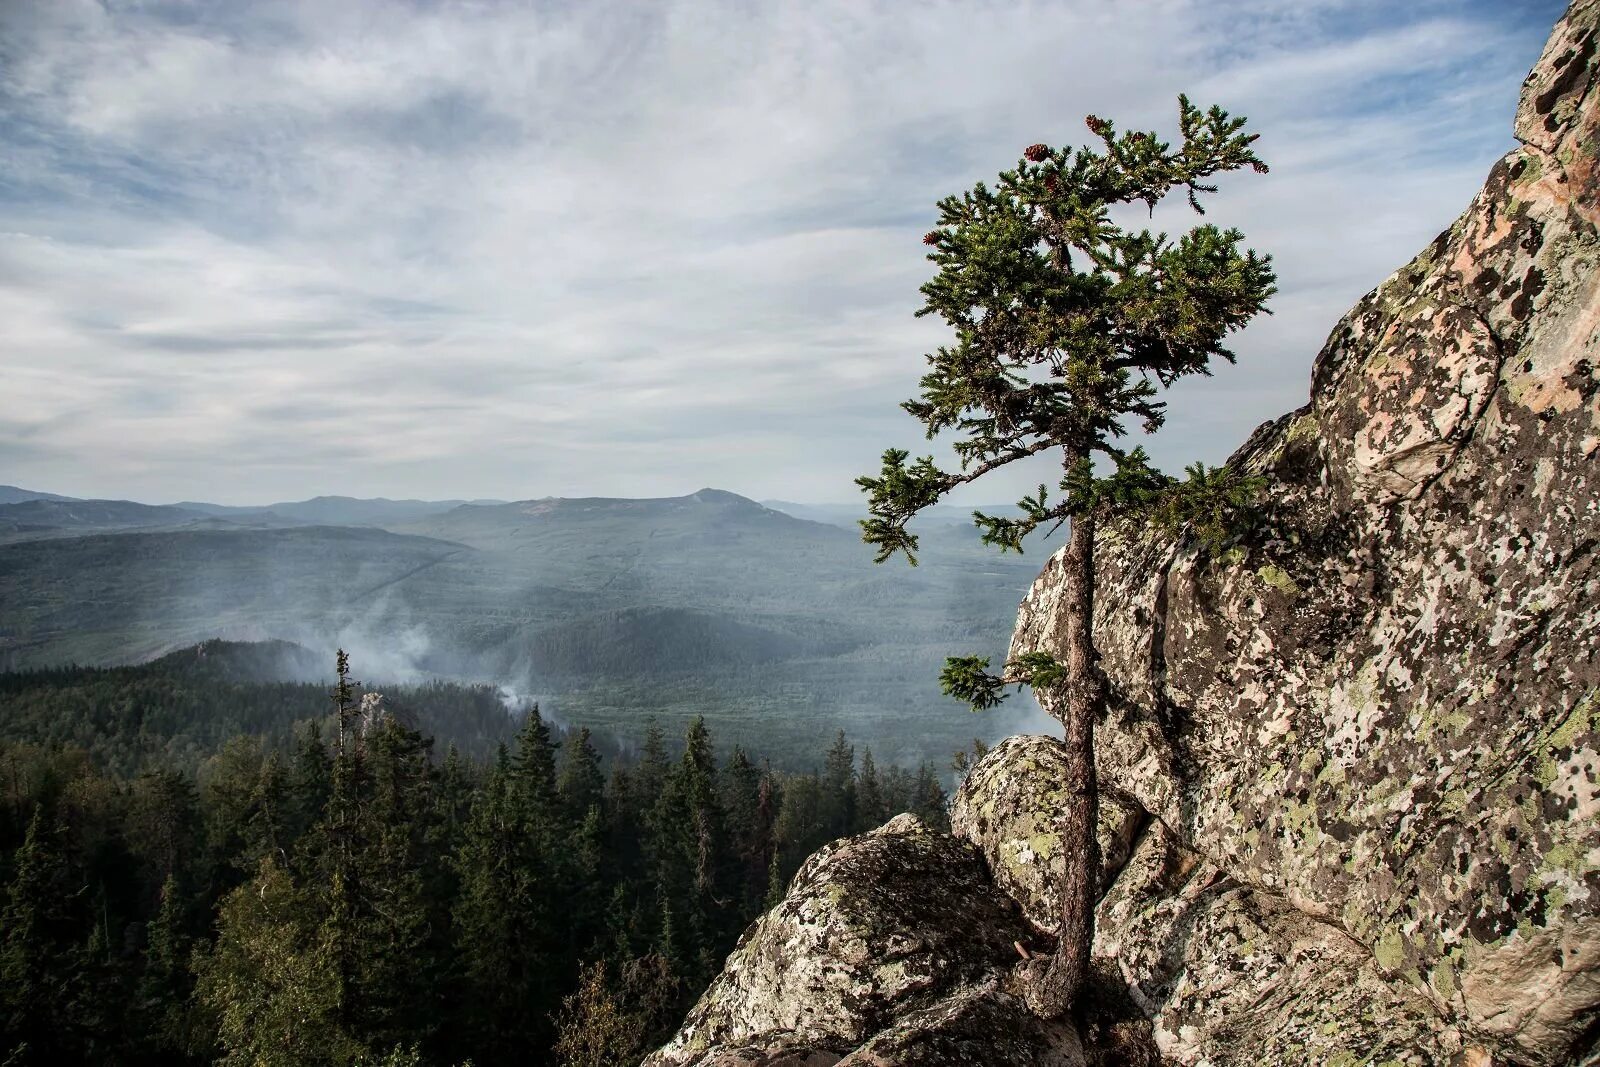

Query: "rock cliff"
<box><xmin>646</xmin><ymin>4</ymin><xmax>1600</xmax><ymax>1064</ymax></box>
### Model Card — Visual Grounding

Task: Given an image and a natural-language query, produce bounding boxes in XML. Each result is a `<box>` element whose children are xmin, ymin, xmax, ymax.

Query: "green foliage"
<box><xmin>939</xmin><ymin>650</ymin><xmax>1071</xmax><ymax>712</ymax></box>
<box><xmin>1151</xmin><ymin>462</ymin><xmax>1267</xmax><ymax>554</ymax></box>
<box><xmin>859</xmin><ymin>96</ymin><xmax>1275</xmax><ymax>562</ymax></box>
<box><xmin>195</xmin><ymin>860</ymin><xmax>362</xmax><ymax>1067</ymax></box>
<box><xmin>552</xmin><ymin>960</ymin><xmax>644</xmax><ymax>1067</ymax></box>
<box><xmin>0</xmin><ymin>652</ymin><xmax>944</xmax><ymax>1064</ymax></box>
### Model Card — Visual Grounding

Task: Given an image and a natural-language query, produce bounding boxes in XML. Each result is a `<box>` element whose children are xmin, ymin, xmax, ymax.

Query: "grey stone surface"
<box><xmin>950</xmin><ymin>734</ymin><xmax>1144</xmax><ymax>935</ymax></box>
<box><xmin>642</xmin><ymin>814</ymin><xmax>1048</xmax><ymax>1066</ymax></box>
<box><xmin>1012</xmin><ymin>4</ymin><xmax>1600</xmax><ymax>1062</ymax></box>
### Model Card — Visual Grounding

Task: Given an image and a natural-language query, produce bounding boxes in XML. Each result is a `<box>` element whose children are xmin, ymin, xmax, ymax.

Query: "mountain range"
<box><xmin>0</xmin><ymin>483</ymin><xmax>1050</xmax><ymax>765</ymax></box>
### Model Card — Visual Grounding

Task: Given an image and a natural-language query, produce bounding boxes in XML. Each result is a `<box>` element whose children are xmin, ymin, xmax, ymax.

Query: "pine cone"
<box><xmin>923</xmin><ymin>231</ymin><xmax>941</xmax><ymax>245</ymax></box>
<box><xmin>1023</xmin><ymin>143</ymin><xmax>1050</xmax><ymax>163</ymax></box>
<box><xmin>1085</xmin><ymin>115</ymin><xmax>1108</xmax><ymax>136</ymax></box>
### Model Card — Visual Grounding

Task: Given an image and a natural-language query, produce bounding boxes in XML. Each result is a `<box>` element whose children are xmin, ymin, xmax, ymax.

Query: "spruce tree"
<box><xmin>719</xmin><ymin>746</ymin><xmax>771</xmax><ymax>914</ymax></box>
<box><xmin>820</xmin><ymin>731</ymin><xmax>857</xmax><ymax>839</ymax></box>
<box><xmin>0</xmin><ymin>808</ymin><xmax>80</xmax><ymax>1063</ymax></box>
<box><xmin>450</xmin><ymin>748</ymin><xmax>550</xmax><ymax>1060</ymax></box>
<box><xmin>855</xmin><ymin>747</ymin><xmax>887</xmax><ymax>832</ymax></box>
<box><xmin>557</xmin><ymin>727</ymin><xmax>606</xmax><ymax>824</ymax></box>
<box><xmin>137</xmin><ymin>874</ymin><xmax>198</xmax><ymax>1060</ymax></box>
<box><xmin>653</xmin><ymin>717</ymin><xmax>729</xmax><ymax>984</ymax></box>
<box><xmin>858</xmin><ymin>98</ymin><xmax>1274</xmax><ymax>1015</ymax></box>
<box><xmin>289</xmin><ymin>721</ymin><xmax>332</xmax><ymax>843</ymax></box>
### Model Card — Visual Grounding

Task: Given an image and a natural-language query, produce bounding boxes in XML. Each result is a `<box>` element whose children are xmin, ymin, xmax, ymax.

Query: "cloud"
<box><xmin>0</xmin><ymin>0</ymin><xmax>1566</xmax><ymax>504</ymax></box>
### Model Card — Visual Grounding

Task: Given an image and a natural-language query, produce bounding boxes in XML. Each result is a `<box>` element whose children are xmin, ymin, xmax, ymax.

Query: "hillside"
<box><xmin>0</xmin><ymin>498</ymin><xmax>214</xmax><ymax>537</ymax></box>
<box><xmin>0</xmin><ymin>485</ymin><xmax>78</xmax><ymax>505</ymax></box>
<box><xmin>0</xmin><ymin>489</ymin><xmax>1044</xmax><ymax>765</ymax></box>
<box><xmin>0</xmin><ymin>638</ymin><xmax>524</xmax><ymax>775</ymax></box>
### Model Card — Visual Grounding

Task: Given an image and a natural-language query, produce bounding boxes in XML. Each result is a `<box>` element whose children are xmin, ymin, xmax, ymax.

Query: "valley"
<box><xmin>0</xmin><ymin>484</ymin><xmax>1048</xmax><ymax>767</ymax></box>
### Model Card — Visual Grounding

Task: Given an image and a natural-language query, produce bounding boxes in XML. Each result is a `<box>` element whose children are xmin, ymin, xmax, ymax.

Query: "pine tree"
<box><xmin>651</xmin><ymin>717</ymin><xmax>730</xmax><ymax>984</ymax></box>
<box><xmin>199</xmin><ymin>735</ymin><xmax>270</xmax><ymax>885</ymax></box>
<box><xmin>342</xmin><ymin>713</ymin><xmax>438</xmax><ymax>1053</ymax></box>
<box><xmin>881</xmin><ymin>764</ymin><xmax>912</xmax><ymax>819</ymax></box>
<box><xmin>856</xmin><ymin>747</ymin><xmax>887</xmax><ymax>832</ymax></box>
<box><xmin>857</xmin><ymin>99</ymin><xmax>1274</xmax><ymax>1015</ymax></box>
<box><xmin>450</xmin><ymin>748</ymin><xmax>550</xmax><ymax>1061</ymax></box>
<box><xmin>719</xmin><ymin>746</ymin><xmax>769</xmax><ymax>914</ymax></box>
<box><xmin>434</xmin><ymin>744</ymin><xmax>473</xmax><ymax>836</ymax></box>
<box><xmin>771</xmin><ymin>772</ymin><xmax>824</xmax><ymax>884</ymax></box>
<box><xmin>245</xmin><ymin>752</ymin><xmax>290</xmax><ymax>869</ymax></box>
<box><xmin>511</xmin><ymin>706</ymin><xmax>562</xmax><ymax>847</ymax></box>
<box><xmin>126</xmin><ymin>769</ymin><xmax>200</xmax><ymax>888</ymax></box>
<box><xmin>137</xmin><ymin>874</ymin><xmax>199</xmax><ymax>1060</ymax></box>
<box><xmin>820</xmin><ymin>731</ymin><xmax>857</xmax><ymax>840</ymax></box>
<box><xmin>0</xmin><ymin>808</ymin><xmax>81</xmax><ymax>1063</ymax></box>
<box><xmin>557</xmin><ymin>727</ymin><xmax>606</xmax><ymax>824</ymax></box>
<box><xmin>763</xmin><ymin>854</ymin><xmax>786</xmax><ymax>912</ymax></box>
<box><xmin>911</xmin><ymin>762</ymin><xmax>949</xmax><ymax>832</ymax></box>
<box><xmin>634</xmin><ymin>719</ymin><xmax>670</xmax><ymax>806</ymax></box>
<box><xmin>289</xmin><ymin>721</ymin><xmax>332</xmax><ymax>843</ymax></box>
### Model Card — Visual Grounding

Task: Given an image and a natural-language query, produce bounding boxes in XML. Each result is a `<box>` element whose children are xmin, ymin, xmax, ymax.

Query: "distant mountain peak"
<box><xmin>689</xmin><ymin>488</ymin><xmax>762</xmax><ymax>506</ymax></box>
<box><xmin>0</xmin><ymin>485</ymin><xmax>82</xmax><ymax>505</ymax></box>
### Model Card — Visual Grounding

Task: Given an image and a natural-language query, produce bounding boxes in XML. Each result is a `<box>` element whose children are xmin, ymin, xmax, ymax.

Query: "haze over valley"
<box><xmin>0</xmin><ymin>482</ymin><xmax>1046</xmax><ymax>766</ymax></box>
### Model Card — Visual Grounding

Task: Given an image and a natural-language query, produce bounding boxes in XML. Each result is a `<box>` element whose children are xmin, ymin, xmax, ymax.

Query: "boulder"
<box><xmin>836</xmin><ymin>977</ymin><xmax>1083</xmax><ymax>1067</ymax></box>
<box><xmin>950</xmin><ymin>734</ymin><xmax>1145</xmax><ymax>934</ymax></box>
<box><xmin>642</xmin><ymin>814</ymin><xmax>1069</xmax><ymax>1066</ymax></box>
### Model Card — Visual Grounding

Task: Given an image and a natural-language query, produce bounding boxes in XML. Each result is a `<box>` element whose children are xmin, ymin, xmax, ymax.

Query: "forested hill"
<box><xmin>0</xmin><ymin>640</ymin><xmax>523</xmax><ymax>776</ymax></box>
<box><xmin>0</xmin><ymin>644</ymin><xmax>955</xmax><ymax>1065</ymax></box>
<box><xmin>0</xmin><ymin>488</ymin><xmax>1046</xmax><ymax>767</ymax></box>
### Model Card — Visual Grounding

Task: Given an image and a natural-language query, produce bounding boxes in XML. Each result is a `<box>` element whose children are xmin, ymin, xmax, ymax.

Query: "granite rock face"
<box><xmin>1011</xmin><ymin>3</ymin><xmax>1600</xmax><ymax>1063</ymax></box>
<box><xmin>650</xmin><ymin>5</ymin><xmax>1599</xmax><ymax>1065</ymax></box>
<box><xmin>950</xmin><ymin>734</ymin><xmax>1146</xmax><ymax>935</ymax></box>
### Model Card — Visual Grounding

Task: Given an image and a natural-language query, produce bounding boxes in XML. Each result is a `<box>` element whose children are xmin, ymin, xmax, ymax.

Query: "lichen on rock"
<box><xmin>648</xmin><ymin>4</ymin><xmax>1600</xmax><ymax>1064</ymax></box>
<box><xmin>1009</xmin><ymin>3</ymin><xmax>1600</xmax><ymax>1062</ymax></box>
<box><xmin>642</xmin><ymin>814</ymin><xmax>1054</xmax><ymax>1066</ymax></box>
<box><xmin>950</xmin><ymin>734</ymin><xmax>1144</xmax><ymax>935</ymax></box>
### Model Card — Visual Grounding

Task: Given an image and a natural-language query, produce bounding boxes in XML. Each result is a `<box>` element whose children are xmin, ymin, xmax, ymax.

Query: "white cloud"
<box><xmin>0</xmin><ymin>0</ymin><xmax>1564</xmax><ymax>504</ymax></box>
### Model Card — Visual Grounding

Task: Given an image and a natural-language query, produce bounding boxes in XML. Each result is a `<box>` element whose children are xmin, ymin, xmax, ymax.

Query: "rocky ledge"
<box><xmin>647</xmin><ymin>3</ymin><xmax>1600</xmax><ymax>1064</ymax></box>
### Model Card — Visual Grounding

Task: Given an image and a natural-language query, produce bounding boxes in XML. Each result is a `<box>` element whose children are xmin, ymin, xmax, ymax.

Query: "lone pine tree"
<box><xmin>858</xmin><ymin>96</ymin><xmax>1275</xmax><ymax>1017</ymax></box>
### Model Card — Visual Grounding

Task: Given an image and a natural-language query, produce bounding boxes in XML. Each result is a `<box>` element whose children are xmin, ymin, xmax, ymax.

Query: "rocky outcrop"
<box><xmin>1010</xmin><ymin>3</ymin><xmax>1600</xmax><ymax>1063</ymax></box>
<box><xmin>1075</xmin><ymin>765</ymin><xmax>1465</xmax><ymax>1064</ymax></box>
<box><xmin>641</xmin><ymin>814</ymin><xmax>1073</xmax><ymax>1067</ymax></box>
<box><xmin>950</xmin><ymin>734</ymin><xmax>1146</xmax><ymax>935</ymax></box>
<box><xmin>650</xmin><ymin>5</ymin><xmax>1600</xmax><ymax>1065</ymax></box>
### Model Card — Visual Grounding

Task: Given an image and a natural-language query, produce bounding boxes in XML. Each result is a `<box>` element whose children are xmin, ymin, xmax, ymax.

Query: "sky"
<box><xmin>0</xmin><ymin>0</ymin><xmax>1569</xmax><ymax>507</ymax></box>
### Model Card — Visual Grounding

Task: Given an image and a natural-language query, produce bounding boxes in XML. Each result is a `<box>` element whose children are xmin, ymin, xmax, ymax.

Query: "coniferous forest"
<box><xmin>0</xmin><ymin>650</ymin><xmax>951</xmax><ymax>1066</ymax></box>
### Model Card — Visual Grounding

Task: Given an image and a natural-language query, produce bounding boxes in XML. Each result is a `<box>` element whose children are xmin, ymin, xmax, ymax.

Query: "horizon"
<box><xmin>0</xmin><ymin>479</ymin><xmax>1021</xmax><ymax>514</ymax></box>
<box><xmin>1</xmin><ymin>0</ymin><xmax>1565</xmax><ymax>506</ymax></box>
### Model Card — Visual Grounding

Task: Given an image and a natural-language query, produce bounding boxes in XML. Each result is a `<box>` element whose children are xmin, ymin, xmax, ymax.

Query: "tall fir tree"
<box><xmin>0</xmin><ymin>808</ymin><xmax>83</xmax><ymax>1064</ymax></box>
<box><xmin>449</xmin><ymin>747</ymin><xmax>553</xmax><ymax>1061</ymax></box>
<box><xmin>557</xmin><ymin>727</ymin><xmax>606</xmax><ymax>825</ymax></box>
<box><xmin>855</xmin><ymin>747</ymin><xmax>887</xmax><ymax>832</ymax></box>
<box><xmin>820</xmin><ymin>731</ymin><xmax>857</xmax><ymax>840</ymax></box>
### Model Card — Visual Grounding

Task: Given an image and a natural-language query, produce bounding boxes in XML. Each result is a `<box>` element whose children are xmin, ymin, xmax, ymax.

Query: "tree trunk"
<box><xmin>1027</xmin><ymin>506</ymin><xmax>1102</xmax><ymax>1019</ymax></box>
